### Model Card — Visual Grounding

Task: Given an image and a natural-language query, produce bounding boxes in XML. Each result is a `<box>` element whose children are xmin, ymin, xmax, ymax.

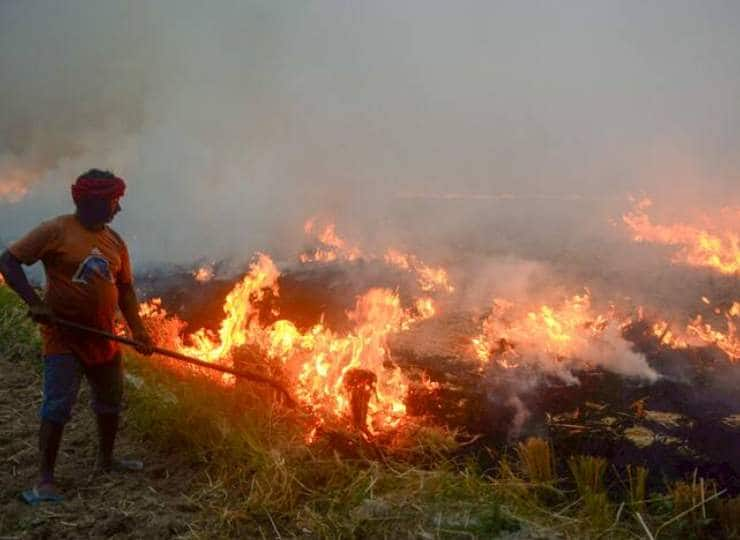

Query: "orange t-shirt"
<box><xmin>9</xmin><ymin>214</ymin><xmax>133</xmax><ymax>365</ymax></box>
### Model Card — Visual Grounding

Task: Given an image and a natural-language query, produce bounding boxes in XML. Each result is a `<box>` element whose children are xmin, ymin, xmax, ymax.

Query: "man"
<box><xmin>0</xmin><ymin>169</ymin><xmax>154</xmax><ymax>504</ymax></box>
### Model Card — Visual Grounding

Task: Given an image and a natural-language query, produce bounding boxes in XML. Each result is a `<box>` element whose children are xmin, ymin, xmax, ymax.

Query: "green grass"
<box><xmin>125</xmin><ymin>356</ymin><xmax>740</xmax><ymax>539</ymax></box>
<box><xmin>125</xmin><ymin>357</ymin><xmax>520</xmax><ymax>537</ymax></box>
<box><xmin>568</xmin><ymin>455</ymin><xmax>612</xmax><ymax>532</ymax></box>
<box><xmin>626</xmin><ymin>464</ymin><xmax>648</xmax><ymax>513</ymax></box>
<box><xmin>1</xmin><ymin>282</ymin><xmax>736</xmax><ymax>539</ymax></box>
<box><xmin>0</xmin><ymin>284</ymin><xmax>41</xmax><ymax>363</ymax></box>
<box><xmin>517</xmin><ymin>436</ymin><xmax>555</xmax><ymax>484</ymax></box>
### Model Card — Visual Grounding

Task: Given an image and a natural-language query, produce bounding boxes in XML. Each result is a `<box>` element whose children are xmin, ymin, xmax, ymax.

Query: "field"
<box><xmin>1</xmin><ymin>284</ymin><xmax>738</xmax><ymax>539</ymax></box>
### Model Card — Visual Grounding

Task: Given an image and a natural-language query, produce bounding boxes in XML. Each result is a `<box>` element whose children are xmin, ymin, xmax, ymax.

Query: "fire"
<box><xmin>414</xmin><ymin>297</ymin><xmax>436</xmax><ymax>319</ymax></box>
<box><xmin>179</xmin><ymin>254</ymin><xmax>279</xmax><ymax>362</ymax></box>
<box><xmin>686</xmin><ymin>305</ymin><xmax>739</xmax><ymax>362</ymax></box>
<box><xmin>299</xmin><ymin>220</ymin><xmax>455</xmax><ymax>295</ymax></box>
<box><xmin>420</xmin><ymin>372</ymin><xmax>441</xmax><ymax>391</ymax></box>
<box><xmin>299</xmin><ymin>250</ymin><xmax>337</xmax><ymax>263</ymax></box>
<box><xmin>266</xmin><ymin>287</ymin><xmax>437</xmax><ymax>431</ymax></box>
<box><xmin>651</xmin><ymin>300</ymin><xmax>738</xmax><ymax>362</ymax></box>
<box><xmin>652</xmin><ymin>321</ymin><xmax>688</xmax><ymax>349</ymax></box>
<box><xmin>384</xmin><ymin>249</ymin><xmax>455</xmax><ymax>293</ymax></box>
<box><xmin>270</xmin><ymin>287</ymin><xmax>422</xmax><ymax>431</ymax></box>
<box><xmin>473</xmin><ymin>292</ymin><xmax>661</xmax><ymax>381</ymax></box>
<box><xmin>193</xmin><ymin>265</ymin><xmax>215</xmax><ymax>283</ymax></box>
<box><xmin>126</xmin><ymin>212</ymin><xmax>738</xmax><ymax>440</ymax></box>
<box><xmin>473</xmin><ymin>292</ymin><xmax>616</xmax><ymax>368</ymax></box>
<box><xmin>622</xmin><ymin>197</ymin><xmax>740</xmax><ymax>274</ymax></box>
<box><xmin>300</xmin><ymin>220</ymin><xmax>362</xmax><ymax>262</ymax></box>
<box><xmin>139</xmin><ymin>248</ymin><xmax>440</xmax><ymax>433</ymax></box>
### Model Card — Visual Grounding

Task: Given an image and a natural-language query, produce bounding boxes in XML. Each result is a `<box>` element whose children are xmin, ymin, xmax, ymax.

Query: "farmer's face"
<box><xmin>77</xmin><ymin>196</ymin><xmax>122</xmax><ymax>227</ymax></box>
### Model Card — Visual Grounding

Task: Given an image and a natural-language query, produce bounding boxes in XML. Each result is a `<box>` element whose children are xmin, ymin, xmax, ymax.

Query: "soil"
<box><xmin>0</xmin><ymin>356</ymin><xmax>200</xmax><ymax>539</ymax></box>
<box><xmin>146</xmin><ymin>265</ymin><xmax>740</xmax><ymax>495</ymax></box>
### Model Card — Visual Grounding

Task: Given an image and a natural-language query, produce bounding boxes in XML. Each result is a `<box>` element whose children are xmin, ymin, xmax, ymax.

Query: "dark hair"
<box><xmin>77</xmin><ymin>169</ymin><xmax>118</xmax><ymax>181</ymax></box>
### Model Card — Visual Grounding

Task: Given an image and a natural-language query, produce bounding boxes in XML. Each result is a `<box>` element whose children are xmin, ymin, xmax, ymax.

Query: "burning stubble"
<box><xmin>126</xmin><ymin>219</ymin><xmax>737</xmax><ymax>439</ymax></box>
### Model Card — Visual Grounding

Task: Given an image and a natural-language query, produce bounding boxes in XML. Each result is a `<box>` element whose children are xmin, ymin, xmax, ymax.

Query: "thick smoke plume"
<box><xmin>2</xmin><ymin>1</ymin><xmax>739</xmax><ymax>269</ymax></box>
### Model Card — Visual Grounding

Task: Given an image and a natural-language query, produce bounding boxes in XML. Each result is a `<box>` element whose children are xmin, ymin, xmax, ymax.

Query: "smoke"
<box><xmin>577</xmin><ymin>326</ymin><xmax>659</xmax><ymax>382</ymax></box>
<box><xmin>0</xmin><ymin>2</ymin><xmax>153</xmax><ymax>194</ymax></box>
<box><xmin>472</xmin><ymin>289</ymin><xmax>659</xmax><ymax>384</ymax></box>
<box><xmin>2</xmin><ymin>1</ymin><xmax>739</xmax><ymax>268</ymax></box>
<box><xmin>505</xmin><ymin>395</ymin><xmax>530</xmax><ymax>439</ymax></box>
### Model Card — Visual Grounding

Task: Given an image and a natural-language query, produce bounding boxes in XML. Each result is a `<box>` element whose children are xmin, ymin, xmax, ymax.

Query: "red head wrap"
<box><xmin>71</xmin><ymin>173</ymin><xmax>126</xmax><ymax>203</ymax></box>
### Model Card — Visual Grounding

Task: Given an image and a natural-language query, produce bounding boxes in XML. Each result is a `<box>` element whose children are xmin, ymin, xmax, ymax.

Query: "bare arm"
<box><xmin>0</xmin><ymin>249</ymin><xmax>45</xmax><ymax>304</ymax></box>
<box><xmin>0</xmin><ymin>250</ymin><xmax>54</xmax><ymax>323</ymax></box>
<box><xmin>117</xmin><ymin>282</ymin><xmax>154</xmax><ymax>354</ymax></box>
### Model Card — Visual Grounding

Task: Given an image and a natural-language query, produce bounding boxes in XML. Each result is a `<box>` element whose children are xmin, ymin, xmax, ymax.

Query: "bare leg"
<box><xmin>95</xmin><ymin>413</ymin><xmax>118</xmax><ymax>470</ymax></box>
<box><xmin>39</xmin><ymin>420</ymin><xmax>63</xmax><ymax>482</ymax></box>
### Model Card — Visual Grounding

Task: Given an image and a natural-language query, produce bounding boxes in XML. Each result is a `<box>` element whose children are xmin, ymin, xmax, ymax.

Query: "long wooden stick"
<box><xmin>52</xmin><ymin>317</ymin><xmax>297</xmax><ymax>407</ymax></box>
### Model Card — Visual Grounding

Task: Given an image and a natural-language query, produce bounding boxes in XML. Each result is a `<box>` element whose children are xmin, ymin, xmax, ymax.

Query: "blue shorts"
<box><xmin>41</xmin><ymin>354</ymin><xmax>123</xmax><ymax>425</ymax></box>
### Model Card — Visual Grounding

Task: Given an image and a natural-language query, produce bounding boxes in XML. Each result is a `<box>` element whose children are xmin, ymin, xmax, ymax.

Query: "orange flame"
<box><xmin>300</xmin><ymin>220</ymin><xmax>362</xmax><ymax>262</ymax></box>
<box><xmin>384</xmin><ymin>249</ymin><xmax>455</xmax><ymax>293</ymax></box>
<box><xmin>420</xmin><ymin>372</ymin><xmax>441</xmax><ymax>391</ymax></box>
<box><xmin>271</xmin><ymin>288</ymin><xmax>422</xmax><ymax>431</ymax></box>
<box><xmin>193</xmin><ymin>265</ymin><xmax>215</xmax><ymax>283</ymax></box>
<box><xmin>299</xmin><ymin>221</ymin><xmax>456</xmax><ymax>296</ymax></box>
<box><xmin>651</xmin><ymin>300</ymin><xmax>738</xmax><ymax>362</ymax></box>
<box><xmin>414</xmin><ymin>297</ymin><xmax>437</xmax><ymax>319</ymax></box>
<box><xmin>623</xmin><ymin>197</ymin><xmax>740</xmax><ymax>274</ymax></box>
<box><xmin>179</xmin><ymin>254</ymin><xmax>279</xmax><ymax>363</ymax></box>
<box><xmin>686</xmin><ymin>303</ymin><xmax>739</xmax><ymax>362</ymax></box>
<box><xmin>473</xmin><ymin>292</ymin><xmax>619</xmax><ymax>368</ymax></box>
<box><xmin>652</xmin><ymin>320</ymin><xmax>688</xmax><ymax>349</ymax></box>
<box><xmin>140</xmin><ymin>249</ymin><xmax>440</xmax><ymax>432</ymax></box>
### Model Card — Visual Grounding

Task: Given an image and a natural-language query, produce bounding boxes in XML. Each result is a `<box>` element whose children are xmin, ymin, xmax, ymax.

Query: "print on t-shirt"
<box><xmin>72</xmin><ymin>247</ymin><xmax>114</xmax><ymax>284</ymax></box>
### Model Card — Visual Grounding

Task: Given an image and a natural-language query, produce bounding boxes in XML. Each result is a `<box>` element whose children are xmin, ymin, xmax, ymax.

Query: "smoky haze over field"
<box><xmin>1</xmin><ymin>1</ymin><xmax>739</xmax><ymax>268</ymax></box>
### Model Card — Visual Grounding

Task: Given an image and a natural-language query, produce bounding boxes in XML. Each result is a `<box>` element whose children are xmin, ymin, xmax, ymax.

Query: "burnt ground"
<box><xmin>398</xmin><ymin>334</ymin><xmax>740</xmax><ymax>495</ymax></box>
<box><xmin>145</xmin><ymin>263</ymin><xmax>740</xmax><ymax>495</ymax></box>
<box><xmin>0</xmin><ymin>356</ymin><xmax>200</xmax><ymax>539</ymax></box>
<box><xmin>281</xmin><ymin>265</ymin><xmax>740</xmax><ymax>494</ymax></box>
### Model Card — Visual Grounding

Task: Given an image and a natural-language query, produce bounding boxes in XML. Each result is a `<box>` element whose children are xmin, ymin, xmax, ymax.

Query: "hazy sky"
<box><xmin>1</xmin><ymin>1</ymin><xmax>738</xmax><ymax>264</ymax></box>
